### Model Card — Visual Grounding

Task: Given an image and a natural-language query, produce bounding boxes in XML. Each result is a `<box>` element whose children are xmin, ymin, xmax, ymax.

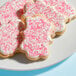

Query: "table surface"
<box><xmin>0</xmin><ymin>53</ymin><xmax>75</xmax><ymax>76</ymax></box>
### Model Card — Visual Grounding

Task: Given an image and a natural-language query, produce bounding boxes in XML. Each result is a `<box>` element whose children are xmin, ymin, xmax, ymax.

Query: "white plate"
<box><xmin>0</xmin><ymin>0</ymin><xmax>76</xmax><ymax>71</ymax></box>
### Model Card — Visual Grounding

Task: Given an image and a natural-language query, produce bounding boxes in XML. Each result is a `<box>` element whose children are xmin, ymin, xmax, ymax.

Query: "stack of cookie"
<box><xmin>0</xmin><ymin>0</ymin><xmax>76</xmax><ymax>61</ymax></box>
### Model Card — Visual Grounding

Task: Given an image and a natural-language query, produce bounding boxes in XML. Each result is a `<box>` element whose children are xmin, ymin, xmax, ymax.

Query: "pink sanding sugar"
<box><xmin>21</xmin><ymin>16</ymin><xmax>53</xmax><ymax>58</ymax></box>
<box><xmin>0</xmin><ymin>0</ymin><xmax>33</xmax><ymax>55</ymax></box>
<box><xmin>37</xmin><ymin>0</ymin><xmax>76</xmax><ymax>19</ymax></box>
<box><xmin>24</xmin><ymin>1</ymin><xmax>65</xmax><ymax>32</ymax></box>
<box><xmin>0</xmin><ymin>20</ymin><xmax>19</xmax><ymax>55</ymax></box>
<box><xmin>0</xmin><ymin>0</ymin><xmax>33</xmax><ymax>24</ymax></box>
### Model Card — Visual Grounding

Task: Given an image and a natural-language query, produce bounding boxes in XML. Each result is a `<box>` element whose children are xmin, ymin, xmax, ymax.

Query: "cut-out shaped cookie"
<box><xmin>0</xmin><ymin>19</ymin><xmax>20</xmax><ymax>58</ymax></box>
<box><xmin>0</xmin><ymin>0</ymin><xmax>33</xmax><ymax>24</ymax></box>
<box><xmin>0</xmin><ymin>2</ymin><xmax>15</xmax><ymax>24</ymax></box>
<box><xmin>36</xmin><ymin>0</ymin><xmax>76</xmax><ymax>23</ymax></box>
<box><xmin>22</xmin><ymin>1</ymin><xmax>66</xmax><ymax>36</ymax></box>
<box><xmin>10</xmin><ymin>0</ymin><xmax>34</xmax><ymax>11</ymax></box>
<box><xmin>21</xmin><ymin>16</ymin><xmax>55</xmax><ymax>60</ymax></box>
<box><xmin>0</xmin><ymin>0</ymin><xmax>34</xmax><ymax>58</ymax></box>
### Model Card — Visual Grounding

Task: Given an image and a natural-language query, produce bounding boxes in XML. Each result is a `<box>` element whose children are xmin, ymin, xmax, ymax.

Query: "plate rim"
<box><xmin>0</xmin><ymin>52</ymin><xmax>75</xmax><ymax>71</ymax></box>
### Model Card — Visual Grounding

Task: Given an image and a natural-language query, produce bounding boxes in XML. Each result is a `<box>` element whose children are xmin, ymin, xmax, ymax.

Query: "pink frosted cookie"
<box><xmin>0</xmin><ymin>0</ymin><xmax>33</xmax><ymax>24</ymax></box>
<box><xmin>10</xmin><ymin>0</ymin><xmax>33</xmax><ymax>11</ymax></box>
<box><xmin>0</xmin><ymin>2</ymin><xmax>15</xmax><ymax>24</ymax></box>
<box><xmin>21</xmin><ymin>16</ymin><xmax>55</xmax><ymax>60</ymax></box>
<box><xmin>0</xmin><ymin>19</ymin><xmax>20</xmax><ymax>57</ymax></box>
<box><xmin>55</xmin><ymin>1</ymin><xmax>76</xmax><ymax>21</ymax></box>
<box><xmin>0</xmin><ymin>0</ymin><xmax>34</xmax><ymax>57</ymax></box>
<box><xmin>22</xmin><ymin>1</ymin><xmax>66</xmax><ymax>35</ymax></box>
<box><xmin>36</xmin><ymin>0</ymin><xmax>76</xmax><ymax>22</ymax></box>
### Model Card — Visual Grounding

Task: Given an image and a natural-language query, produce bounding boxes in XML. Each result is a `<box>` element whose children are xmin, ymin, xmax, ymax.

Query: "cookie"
<box><xmin>0</xmin><ymin>0</ymin><xmax>34</xmax><ymax>24</ymax></box>
<box><xmin>0</xmin><ymin>2</ymin><xmax>15</xmax><ymax>24</ymax></box>
<box><xmin>0</xmin><ymin>0</ymin><xmax>34</xmax><ymax>58</ymax></box>
<box><xmin>22</xmin><ymin>1</ymin><xmax>66</xmax><ymax>37</ymax></box>
<box><xmin>0</xmin><ymin>19</ymin><xmax>20</xmax><ymax>58</ymax></box>
<box><xmin>20</xmin><ymin>15</ymin><xmax>55</xmax><ymax>60</ymax></box>
<box><xmin>10</xmin><ymin>0</ymin><xmax>34</xmax><ymax>11</ymax></box>
<box><xmin>35</xmin><ymin>0</ymin><xmax>76</xmax><ymax>23</ymax></box>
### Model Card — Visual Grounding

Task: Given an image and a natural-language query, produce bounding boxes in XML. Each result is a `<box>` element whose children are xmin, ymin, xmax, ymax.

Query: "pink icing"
<box><xmin>21</xmin><ymin>16</ymin><xmax>53</xmax><ymax>57</ymax></box>
<box><xmin>24</xmin><ymin>1</ymin><xmax>65</xmax><ymax>32</ymax></box>
<box><xmin>10</xmin><ymin>0</ymin><xmax>27</xmax><ymax>11</ymax></box>
<box><xmin>0</xmin><ymin>2</ymin><xmax>15</xmax><ymax>24</ymax></box>
<box><xmin>37</xmin><ymin>0</ymin><xmax>76</xmax><ymax>18</ymax></box>
<box><xmin>0</xmin><ymin>22</ymin><xmax>1</xmax><ymax>27</ymax></box>
<box><xmin>0</xmin><ymin>0</ymin><xmax>34</xmax><ymax>55</ymax></box>
<box><xmin>44</xmin><ymin>0</ymin><xmax>58</xmax><ymax>6</ymax></box>
<box><xmin>0</xmin><ymin>0</ymin><xmax>33</xmax><ymax>24</ymax></box>
<box><xmin>55</xmin><ymin>1</ymin><xmax>76</xmax><ymax>17</ymax></box>
<box><xmin>0</xmin><ymin>20</ymin><xmax>19</xmax><ymax>55</ymax></box>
